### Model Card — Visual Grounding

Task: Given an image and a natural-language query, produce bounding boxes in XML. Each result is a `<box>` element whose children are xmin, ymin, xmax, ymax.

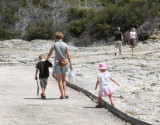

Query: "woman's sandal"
<box><xmin>95</xmin><ymin>105</ymin><xmax>101</xmax><ymax>108</ymax></box>
<box><xmin>64</xmin><ymin>95</ymin><xmax>69</xmax><ymax>99</ymax></box>
<box><xmin>60</xmin><ymin>96</ymin><xmax>64</xmax><ymax>99</ymax></box>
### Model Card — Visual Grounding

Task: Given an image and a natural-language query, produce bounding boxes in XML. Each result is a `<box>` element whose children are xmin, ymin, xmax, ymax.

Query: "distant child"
<box><xmin>35</xmin><ymin>54</ymin><xmax>52</xmax><ymax>99</ymax></box>
<box><xmin>95</xmin><ymin>63</ymin><xmax>120</xmax><ymax>108</ymax></box>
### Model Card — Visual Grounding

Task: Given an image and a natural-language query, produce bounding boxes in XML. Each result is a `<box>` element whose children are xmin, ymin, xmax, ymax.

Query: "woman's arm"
<box><xmin>46</xmin><ymin>48</ymin><xmax>53</xmax><ymax>60</ymax></box>
<box><xmin>110</xmin><ymin>77</ymin><xmax>120</xmax><ymax>86</ymax></box>
<box><xmin>66</xmin><ymin>49</ymin><xmax>73</xmax><ymax>70</ymax></box>
<box><xmin>95</xmin><ymin>77</ymin><xmax>100</xmax><ymax>90</ymax></box>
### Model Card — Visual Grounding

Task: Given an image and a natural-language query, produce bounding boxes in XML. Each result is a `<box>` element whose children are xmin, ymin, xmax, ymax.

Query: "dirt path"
<box><xmin>0</xmin><ymin>66</ymin><xmax>129</xmax><ymax>125</ymax></box>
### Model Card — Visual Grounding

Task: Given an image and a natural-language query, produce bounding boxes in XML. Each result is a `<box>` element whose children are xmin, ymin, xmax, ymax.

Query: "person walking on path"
<box><xmin>128</xmin><ymin>27</ymin><xmax>138</xmax><ymax>55</ymax></box>
<box><xmin>113</xmin><ymin>27</ymin><xmax>124</xmax><ymax>55</ymax></box>
<box><xmin>95</xmin><ymin>63</ymin><xmax>120</xmax><ymax>108</ymax></box>
<box><xmin>46</xmin><ymin>32</ymin><xmax>73</xmax><ymax>99</ymax></box>
<box><xmin>35</xmin><ymin>54</ymin><xmax>52</xmax><ymax>99</ymax></box>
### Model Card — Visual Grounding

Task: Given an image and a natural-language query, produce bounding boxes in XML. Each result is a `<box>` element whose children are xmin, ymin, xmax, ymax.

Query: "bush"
<box><xmin>138</xmin><ymin>32</ymin><xmax>150</xmax><ymax>41</ymax></box>
<box><xmin>24</xmin><ymin>20</ymin><xmax>54</xmax><ymax>41</ymax></box>
<box><xmin>70</xmin><ymin>8</ymin><xmax>88</xmax><ymax>19</ymax></box>
<box><xmin>70</xmin><ymin>20</ymin><xmax>85</xmax><ymax>37</ymax></box>
<box><xmin>74</xmin><ymin>33</ymin><xmax>92</xmax><ymax>47</ymax></box>
<box><xmin>32</xmin><ymin>0</ymin><xmax>52</xmax><ymax>9</ymax></box>
<box><xmin>0</xmin><ymin>27</ymin><xmax>20</xmax><ymax>40</ymax></box>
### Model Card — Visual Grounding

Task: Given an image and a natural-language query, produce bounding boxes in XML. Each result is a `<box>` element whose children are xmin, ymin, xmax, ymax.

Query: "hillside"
<box><xmin>0</xmin><ymin>0</ymin><xmax>160</xmax><ymax>45</ymax></box>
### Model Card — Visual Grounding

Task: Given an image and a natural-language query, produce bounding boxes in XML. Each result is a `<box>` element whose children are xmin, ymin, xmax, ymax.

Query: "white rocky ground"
<box><xmin>0</xmin><ymin>37</ymin><xmax>160</xmax><ymax>125</ymax></box>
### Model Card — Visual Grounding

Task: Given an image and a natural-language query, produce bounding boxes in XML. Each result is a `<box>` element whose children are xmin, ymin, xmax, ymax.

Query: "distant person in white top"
<box><xmin>95</xmin><ymin>63</ymin><xmax>120</xmax><ymax>108</ymax></box>
<box><xmin>128</xmin><ymin>27</ymin><xmax>138</xmax><ymax>55</ymax></box>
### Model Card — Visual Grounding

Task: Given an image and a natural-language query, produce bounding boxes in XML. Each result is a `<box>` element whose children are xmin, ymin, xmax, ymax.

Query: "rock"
<box><xmin>150</xmin><ymin>35</ymin><xmax>159</xmax><ymax>39</ymax></box>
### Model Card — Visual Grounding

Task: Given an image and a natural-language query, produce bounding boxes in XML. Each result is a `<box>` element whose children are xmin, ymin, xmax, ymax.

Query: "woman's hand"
<box><xmin>70</xmin><ymin>65</ymin><xmax>73</xmax><ymax>70</ymax></box>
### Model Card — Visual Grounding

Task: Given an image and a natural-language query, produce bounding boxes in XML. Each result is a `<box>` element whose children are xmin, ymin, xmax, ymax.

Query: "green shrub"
<box><xmin>99</xmin><ymin>0</ymin><xmax>113</xmax><ymax>6</ymax></box>
<box><xmin>32</xmin><ymin>0</ymin><xmax>52</xmax><ymax>9</ymax></box>
<box><xmin>70</xmin><ymin>20</ymin><xmax>86</xmax><ymax>37</ymax></box>
<box><xmin>0</xmin><ymin>27</ymin><xmax>20</xmax><ymax>40</ymax></box>
<box><xmin>138</xmin><ymin>32</ymin><xmax>150</xmax><ymax>41</ymax></box>
<box><xmin>25</xmin><ymin>20</ymin><xmax>54</xmax><ymax>41</ymax></box>
<box><xmin>70</xmin><ymin>8</ymin><xmax>88</xmax><ymax>19</ymax></box>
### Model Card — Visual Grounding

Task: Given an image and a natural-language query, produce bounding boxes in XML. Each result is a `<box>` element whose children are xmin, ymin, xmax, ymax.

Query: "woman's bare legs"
<box><xmin>132</xmin><ymin>46</ymin><xmax>135</xmax><ymax>55</ymax></box>
<box><xmin>56</xmin><ymin>74</ymin><xmax>64</xmax><ymax>98</ymax></box>
<box><xmin>62</xmin><ymin>74</ymin><xmax>67</xmax><ymax>97</ymax></box>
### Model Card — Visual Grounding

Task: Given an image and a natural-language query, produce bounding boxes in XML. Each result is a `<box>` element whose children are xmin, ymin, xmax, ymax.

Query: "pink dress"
<box><xmin>97</xmin><ymin>72</ymin><xmax>115</xmax><ymax>97</ymax></box>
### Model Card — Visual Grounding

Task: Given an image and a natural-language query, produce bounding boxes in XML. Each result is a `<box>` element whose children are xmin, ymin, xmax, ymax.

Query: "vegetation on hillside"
<box><xmin>0</xmin><ymin>0</ymin><xmax>27</xmax><ymax>40</ymax></box>
<box><xmin>24</xmin><ymin>20</ymin><xmax>55</xmax><ymax>41</ymax></box>
<box><xmin>69</xmin><ymin>0</ymin><xmax>160</xmax><ymax>46</ymax></box>
<box><xmin>0</xmin><ymin>0</ymin><xmax>159</xmax><ymax>46</ymax></box>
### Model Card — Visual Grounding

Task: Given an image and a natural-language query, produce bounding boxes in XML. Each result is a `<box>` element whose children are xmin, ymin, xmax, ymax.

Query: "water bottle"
<box><xmin>69</xmin><ymin>70</ymin><xmax>75</xmax><ymax>83</ymax></box>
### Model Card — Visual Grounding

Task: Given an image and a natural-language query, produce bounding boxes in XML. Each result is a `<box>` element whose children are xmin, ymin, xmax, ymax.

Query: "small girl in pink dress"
<box><xmin>95</xmin><ymin>63</ymin><xmax>120</xmax><ymax>108</ymax></box>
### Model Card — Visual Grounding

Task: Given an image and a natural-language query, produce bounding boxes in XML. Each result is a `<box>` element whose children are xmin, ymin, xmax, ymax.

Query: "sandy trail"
<box><xmin>0</xmin><ymin>66</ymin><xmax>129</xmax><ymax>125</ymax></box>
<box><xmin>0</xmin><ymin>39</ymin><xmax>159</xmax><ymax>124</ymax></box>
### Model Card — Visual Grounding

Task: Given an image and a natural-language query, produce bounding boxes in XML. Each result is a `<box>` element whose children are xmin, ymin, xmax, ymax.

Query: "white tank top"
<box><xmin>130</xmin><ymin>32</ymin><xmax>136</xmax><ymax>39</ymax></box>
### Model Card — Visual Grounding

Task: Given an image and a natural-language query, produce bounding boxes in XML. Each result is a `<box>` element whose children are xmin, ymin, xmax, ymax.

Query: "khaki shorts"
<box><xmin>115</xmin><ymin>41</ymin><xmax>122</xmax><ymax>50</ymax></box>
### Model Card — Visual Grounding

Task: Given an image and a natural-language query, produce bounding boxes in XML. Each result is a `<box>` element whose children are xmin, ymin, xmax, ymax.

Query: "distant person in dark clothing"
<box><xmin>113</xmin><ymin>27</ymin><xmax>124</xmax><ymax>55</ymax></box>
<box><xmin>35</xmin><ymin>54</ymin><xmax>52</xmax><ymax>99</ymax></box>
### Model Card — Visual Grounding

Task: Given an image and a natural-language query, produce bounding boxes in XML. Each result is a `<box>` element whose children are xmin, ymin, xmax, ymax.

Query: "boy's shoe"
<box><xmin>42</xmin><ymin>96</ymin><xmax>46</xmax><ymax>99</ymax></box>
<box><xmin>64</xmin><ymin>95</ymin><xmax>69</xmax><ymax>99</ymax></box>
<box><xmin>41</xmin><ymin>93</ymin><xmax>46</xmax><ymax>99</ymax></box>
<box><xmin>41</xmin><ymin>93</ymin><xmax>43</xmax><ymax>99</ymax></box>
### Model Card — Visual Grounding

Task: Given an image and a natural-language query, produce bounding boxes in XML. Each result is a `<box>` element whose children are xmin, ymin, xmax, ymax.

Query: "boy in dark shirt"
<box><xmin>35</xmin><ymin>54</ymin><xmax>52</xmax><ymax>99</ymax></box>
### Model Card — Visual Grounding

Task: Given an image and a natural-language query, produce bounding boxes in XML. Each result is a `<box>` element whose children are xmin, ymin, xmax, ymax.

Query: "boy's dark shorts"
<box><xmin>39</xmin><ymin>78</ymin><xmax>48</xmax><ymax>89</ymax></box>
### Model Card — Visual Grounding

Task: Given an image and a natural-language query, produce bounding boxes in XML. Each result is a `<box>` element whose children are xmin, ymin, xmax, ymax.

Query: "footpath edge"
<box><xmin>52</xmin><ymin>73</ymin><xmax>151</xmax><ymax>125</ymax></box>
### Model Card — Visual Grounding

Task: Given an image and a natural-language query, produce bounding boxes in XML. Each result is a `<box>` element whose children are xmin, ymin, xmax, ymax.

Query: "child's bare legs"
<box><xmin>42</xmin><ymin>88</ymin><xmax>45</xmax><ymax>96</ymax></box>
<box><xmin>98</xmin><ymin>97</ymin><xmax>101</xmax><ymax>106</ymax></box>
<box><xmin>108</xmin><ymin>94</ymin><xmax>114</xmax><ymax>106</ymax></box>
<box><xmin>96</xmin><ymin>97</ymin><xmax>101</xmax><ymax>108</ymax></box>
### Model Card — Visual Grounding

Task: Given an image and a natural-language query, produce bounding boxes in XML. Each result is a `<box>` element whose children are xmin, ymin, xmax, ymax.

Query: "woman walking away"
<box><xmin>95</xmin><ymin>63</ymin><xmax>120</xmax><ymax>108</ymax></box>
<box><xmin>128</xmin><ymin>27</ymin><xmax>138</xmax><ymax>55</ymax></box>
<box><xmin>46</xmin><ymin>32</ymin><xmax>73</xmax><ymax>99</ymax></box>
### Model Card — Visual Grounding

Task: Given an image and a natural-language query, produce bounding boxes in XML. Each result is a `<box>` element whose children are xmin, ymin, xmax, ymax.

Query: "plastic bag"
<box><xmin>69</xmin><ymin>70</ymin><xmax>75</xmax><ymax>83</ymax></box>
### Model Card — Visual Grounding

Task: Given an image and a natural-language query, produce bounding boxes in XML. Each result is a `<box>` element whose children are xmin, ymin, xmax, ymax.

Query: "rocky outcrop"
<box><xmin>14</xmin><ymin>0</ymin><xmax>70</xmax><ymax>35</ymax></box>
